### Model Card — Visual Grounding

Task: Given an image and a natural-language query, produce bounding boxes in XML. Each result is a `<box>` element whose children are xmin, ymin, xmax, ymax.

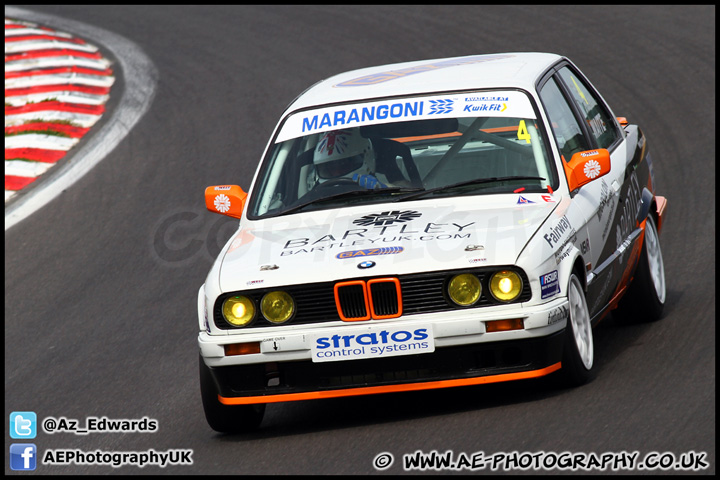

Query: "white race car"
<box><xmin>198</xmin><ymin>52</ymin><xmax>667</xmax><ymax>432</ymax></box>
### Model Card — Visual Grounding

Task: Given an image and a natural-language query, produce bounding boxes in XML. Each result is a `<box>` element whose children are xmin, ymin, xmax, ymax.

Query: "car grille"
<box><xmin>333</xmin><ymin>278</ymin><xmax>402</xmax><ymax>321</ymax></box>
<box><xmin>213</xmin><ymin>267</ymin><xmax>532</xmax><ymax>329</ymax></box>
<box><xmin>368</xmin><ymin>279</ymin><xmax>401</xmax><ymax>317</ymax></box>
<box><xmin>335</xmin><ymin>281</ymin><xmax>370</xmax><ymax>320</ymax></box>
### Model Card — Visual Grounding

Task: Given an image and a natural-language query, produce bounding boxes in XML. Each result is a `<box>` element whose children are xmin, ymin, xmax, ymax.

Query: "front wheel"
<box><xmin>199</xmin><ymin>355</ymin><xmax>265</xmax><ymax>433</ymax></box>
<box><xmin>616</xmin><ymin>214</ymin><xmax>666</xmax><ymax>322</ymax></box>
<box><xmin>560</xmin><ymin>273</ymin><xmax>595</xmax><ymax>386</ymax></box>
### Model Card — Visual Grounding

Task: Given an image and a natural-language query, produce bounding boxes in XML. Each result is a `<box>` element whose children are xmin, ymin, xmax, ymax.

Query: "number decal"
<box><xmin>517</xmin><ymin>120</ymin><xmax>531</xmax><ymax>144</ymax></box>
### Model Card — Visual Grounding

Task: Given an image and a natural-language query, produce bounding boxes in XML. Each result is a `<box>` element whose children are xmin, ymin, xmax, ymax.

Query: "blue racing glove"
<box><xmin>352</xmin><ymin>173</ymin><xmax>387</xmax><ymax>189</ymax></box>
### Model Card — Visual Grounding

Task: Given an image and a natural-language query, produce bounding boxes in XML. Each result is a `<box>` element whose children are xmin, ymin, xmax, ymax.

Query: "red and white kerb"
<box><xmin>5</xmin><ymin>17</ymin><xmax>115</xmax><ymax>201</ymax></box>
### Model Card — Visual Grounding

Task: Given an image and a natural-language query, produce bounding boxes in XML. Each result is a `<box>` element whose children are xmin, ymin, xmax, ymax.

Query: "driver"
<box><xmin>310</xmin><ymin>129</ymin><xmax>389</xmax><ymax>189</ymax></box>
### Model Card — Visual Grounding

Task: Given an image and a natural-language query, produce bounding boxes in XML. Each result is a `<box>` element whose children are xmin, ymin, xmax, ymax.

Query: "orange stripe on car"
<box><xmin>393</xmin><ymin>125</ymin><xmax>519</xmax><ymax>144</ymax></box>
<box><xmin>218</xmin><ymin>363</ymin><xmax>562</xmax><ymax>405</ymax></box>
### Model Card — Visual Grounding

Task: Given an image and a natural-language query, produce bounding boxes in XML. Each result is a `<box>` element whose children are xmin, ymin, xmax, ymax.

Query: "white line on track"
<box><xmin>5</xmin><ymin>110</ymin><xmax>103</xmax><ymax>128</ymax></box>
<box><xmin>5</xmin><ymin>133</ymin><xmax>78</xmax><ymax>150</ymax></box>
<box><xmin>5</xmin><ymin>72</ymin><xmax>115</xmax><ymax>88</ymax></box>
<box><xmin>4</xmin><ymin>6</ymin><xmax>158</xmax><ymax>231</ymax></box>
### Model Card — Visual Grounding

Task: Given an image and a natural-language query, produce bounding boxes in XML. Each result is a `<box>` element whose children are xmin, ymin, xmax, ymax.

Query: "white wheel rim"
<box><xmin>645</xmin><ymin>216</ymin><xmax>666</xmax><ymax>303</ymax></box>
<box><xmin>568</xmin><ymin>276</ymin><xmax>593</xmax><ymax>370</ymax></box>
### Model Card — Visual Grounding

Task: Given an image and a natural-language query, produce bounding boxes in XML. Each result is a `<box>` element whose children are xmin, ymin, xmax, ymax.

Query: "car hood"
<box><xmin>218</xmin><ymin>195</ymin><xmax>558</xmax><ymax>292</ymax></box>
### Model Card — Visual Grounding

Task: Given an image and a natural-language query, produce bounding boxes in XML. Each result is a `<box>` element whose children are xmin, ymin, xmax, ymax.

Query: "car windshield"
<box><xmin>248</xmin><ymin>90</ymin><xmax>557</xmax><ymax>218</ymax></box>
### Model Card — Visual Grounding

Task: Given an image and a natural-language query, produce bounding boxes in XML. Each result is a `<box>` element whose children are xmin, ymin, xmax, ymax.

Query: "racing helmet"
<box><xmin>312</xmin><ymin>129</ymin><xmax>375</xmax><ymax>182</ymax></box>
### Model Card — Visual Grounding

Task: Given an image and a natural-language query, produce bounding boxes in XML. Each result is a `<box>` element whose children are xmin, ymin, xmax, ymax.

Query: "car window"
<box><xmin>248</xmin><ymin>91</ymin><xmax>558</xmax><ymax>218</ymax></box>
<box><xmin>556</xmin><ymin>67</ymin><xmax>619</xmax><ymax>150</ymax></box>
<box><xmin>539</xmin><ymin>77</ymin><xmax>589</xmax><ymax>162</ymax></box>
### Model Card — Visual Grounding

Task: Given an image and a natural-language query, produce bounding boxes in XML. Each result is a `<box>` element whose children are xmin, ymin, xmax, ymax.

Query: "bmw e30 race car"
<box><xmin>198</xmin><ymin>52</ymin><xmax>667</xmax><ymax>433</ymax></box>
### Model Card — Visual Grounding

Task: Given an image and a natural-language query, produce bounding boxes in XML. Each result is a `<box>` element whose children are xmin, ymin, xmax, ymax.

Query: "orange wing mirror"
<box><xmin>563</xmin><ymin>149</ymin><xmax>611</xmax><ymax>192</ymax></box>
<box><xmin>204</xmin><ymin>185</ymin><xmax>247</xmax><ymax>219</ymax></box>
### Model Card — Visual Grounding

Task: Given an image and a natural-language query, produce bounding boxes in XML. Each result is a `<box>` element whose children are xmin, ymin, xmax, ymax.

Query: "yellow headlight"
<box><xmin>222</xmin><ymin>296</ymin><xmax>255</xmax><ymax>327</ymax></box>
<box><xmin>448</xmin><ymin>273</ymin><xmax>482</xmax><ymax>306</ymax></box>
<box><xmin>489</xmin><ymin>270</ymin><xmax>522</xmax><ymax>302</ymax></box>
<box><xmin>261</xmin><ymin>291</ymin><xmax>295</xmax><ymax>324</ymax></box>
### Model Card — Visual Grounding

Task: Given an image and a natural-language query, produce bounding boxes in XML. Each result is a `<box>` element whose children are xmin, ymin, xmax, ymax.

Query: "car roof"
<box><xmin>286</xmin><ymin>52</ymin><xmax>564</xmax><ymax>114</ymax></box>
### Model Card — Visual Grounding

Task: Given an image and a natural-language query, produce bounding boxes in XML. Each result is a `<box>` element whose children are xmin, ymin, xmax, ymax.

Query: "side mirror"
<box><xmin>204</xmin><ymin>185</ymin><xmax>246</xmax><ymax>219</ymax></box>
<box><xmin>563</xmin><ymin>148</ymin><xmax>611</xmax><ymax>192</ymax></box>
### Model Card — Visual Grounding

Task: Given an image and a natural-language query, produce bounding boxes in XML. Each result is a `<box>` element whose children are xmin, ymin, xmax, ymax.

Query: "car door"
<box><xmin>538</xmin><ymin>63</ymin><xmax>627</xmax><ymax>320</ymax></box>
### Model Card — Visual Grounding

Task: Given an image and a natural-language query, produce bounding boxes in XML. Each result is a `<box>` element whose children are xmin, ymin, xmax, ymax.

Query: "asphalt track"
<box><xmin>4</xmin><ymin>5</ymin><xmax>715</xmax><ymax>475</ymax></box>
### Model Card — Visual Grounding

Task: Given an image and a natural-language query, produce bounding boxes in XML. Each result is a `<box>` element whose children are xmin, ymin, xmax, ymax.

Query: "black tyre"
<box><xmin>616</xmin><ymin>214</ymin><xmax>666</xmax><ymax>322</ymax></box>
<box><xmin>199</xmin><ymin>355</ymin><xmax>265</xmax><ymax>433</ymax></box>
<box><xmin>560</xmin><ymin>273</ymin><xmax>595</xmax><ymax>386</ymax></box>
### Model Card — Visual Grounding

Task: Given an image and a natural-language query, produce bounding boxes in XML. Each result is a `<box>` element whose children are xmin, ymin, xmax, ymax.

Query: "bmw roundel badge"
<box><xmin>358</xmin><ymin>260</ymin><xmax>376</xmax><ymax>269</ymax></box>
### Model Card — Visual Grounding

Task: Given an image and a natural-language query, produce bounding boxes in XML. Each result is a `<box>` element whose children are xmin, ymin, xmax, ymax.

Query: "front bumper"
<box><xmin>199</xmin><ymin>297</ymin><xmax>569</xmax><ymax>404</ymax></box>
<box><xmin>211</xmin><ymin>332</ymin><xmax>564</xmax><ymax>404</ymax></box>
